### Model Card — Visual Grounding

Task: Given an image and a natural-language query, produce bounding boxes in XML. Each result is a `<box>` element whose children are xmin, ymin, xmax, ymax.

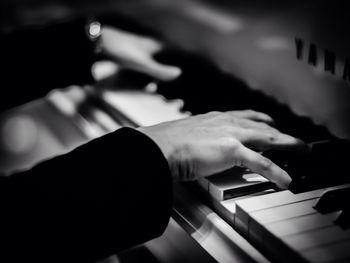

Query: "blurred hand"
<box><xmin>138</xmin><ymin>110</ymin><xmax>306</xmax><ymax>189</ymax></box>
<box><xmin>99</xmin><ymin>26</ymin><xmax>181</xmax><ymax>81</ymax></box>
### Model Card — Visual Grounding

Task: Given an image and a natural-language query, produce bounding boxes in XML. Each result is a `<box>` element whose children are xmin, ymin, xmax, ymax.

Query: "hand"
<box><xmin>137</xmin><ymin>110</ymin><xmax>306</xmax><ymax>189</ymax></box>
<box><xmin>99</xmin><ymin>26</ymin><xmax>181</xmax><ymax>81</ymax></box>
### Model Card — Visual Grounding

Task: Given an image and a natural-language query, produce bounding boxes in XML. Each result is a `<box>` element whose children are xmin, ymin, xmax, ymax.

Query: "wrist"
<box><xmin>136</xmin><ymin>127</ymin><xmax>185</xmax><ymax>181</ymax></box>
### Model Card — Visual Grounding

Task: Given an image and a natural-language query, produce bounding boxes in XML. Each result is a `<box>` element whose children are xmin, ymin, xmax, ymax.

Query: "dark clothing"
<box><xmin>0</xmin><ymin>21</ymin><xmax>173</xmax><ymax>262</ymax></box>
<box><xmin>0</xmin><ymin>19</ymin><xmax>95</xmax><ymax>111</ymax></box>
<box><xmin>1</xmin><ymin>128</ymin><xmax>173</xmax><ymax>262</ymax></box>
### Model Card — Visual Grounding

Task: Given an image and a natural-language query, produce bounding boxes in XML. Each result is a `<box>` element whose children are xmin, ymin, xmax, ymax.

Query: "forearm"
<box><xmin>0</xmin><ymin>128</ymin><xmax>173</xmax><ymax>262</ymax></box>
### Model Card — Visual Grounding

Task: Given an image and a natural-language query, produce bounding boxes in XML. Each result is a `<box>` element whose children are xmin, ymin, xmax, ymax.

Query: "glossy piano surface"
<box><xmin>94</xmin><ymin>36</ymin><xmax>350</xmax><ymax>263</ymax></box>
<box><xmin>109</xmin><ymin>0</ymin><xmax>350</xmax><ymax>139</ymax></box>
<box><xmin>2</xmin><ymin>1</ymin><xmax>350</xmax><ymax>262</ymax></box>
<box><xmin>97</xmin><ymin>84</ymin><xmax>350</xmax><ymax>262</ymax></box>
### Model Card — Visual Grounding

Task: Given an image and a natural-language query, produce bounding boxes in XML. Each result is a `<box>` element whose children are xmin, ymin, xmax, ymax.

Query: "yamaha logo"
<box><xmin>295</xmin><ymin>37</ymin><xmax>350</xmax><ymax>82</ymax></box>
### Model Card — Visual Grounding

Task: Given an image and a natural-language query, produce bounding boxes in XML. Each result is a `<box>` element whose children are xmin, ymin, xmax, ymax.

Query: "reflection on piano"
<box><xmin>96</xmin><ymin>47</ymin><xmax>350</xmax><ymax>261</ymax></box>
<box><xmin>91</xmin><ymin>1</ymin><xmax>350</xmax><ymax>261</ymax></box>
<box><xmin>3</xmin><ymin>0</ymin><xmax>350</xmax><ymax>262</ymax></box>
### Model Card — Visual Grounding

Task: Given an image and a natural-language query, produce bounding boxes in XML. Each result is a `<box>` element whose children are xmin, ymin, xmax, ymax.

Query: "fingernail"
<box><xmin>278</xmin><ymin>171</ymin><xmax>292</xmax><ymax>189</ymax></box>
<box><xmin>168</xmin><ymin>67</ymin><xmax>182</xmax><ymax>78</ymax></box>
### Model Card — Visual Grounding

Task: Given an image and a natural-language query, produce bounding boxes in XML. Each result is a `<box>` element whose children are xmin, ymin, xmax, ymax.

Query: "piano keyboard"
<box><xmin>98</xmin><ymin>89</ymin><xmax>350</xmax><ymax>263</ymax></box>
<box><xmin>235</xmin><ymin>184</ymin><xmax>350</xmax><ymax>263</ymax></box>
<box><xmin>197</xmin><ymin>168</ymin><xmax>272</xmax><ymax>201</ymax></box>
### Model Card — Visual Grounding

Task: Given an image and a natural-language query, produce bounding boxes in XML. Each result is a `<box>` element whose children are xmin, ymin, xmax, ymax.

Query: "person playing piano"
<box><xmin>0</xmin><ymin>1</ymin><xmax>305</xmax><ymax>262</ymax></box>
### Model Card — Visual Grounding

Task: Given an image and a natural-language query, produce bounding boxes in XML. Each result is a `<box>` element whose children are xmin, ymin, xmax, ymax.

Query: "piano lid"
<box><xmin>111</xmin><ymin>0</ymin><xmax>350</xmax><ymax>139</ymax></box>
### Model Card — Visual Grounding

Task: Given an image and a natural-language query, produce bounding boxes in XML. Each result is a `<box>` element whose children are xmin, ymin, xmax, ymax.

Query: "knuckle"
<box><xmin>228</xmin><ymin>138</ymin><xmax>242</xmax><ymax>152</ymax></box>
<box><xmin>222</xmin><ymin>112</ymin><xmax>231</xmax><ymax>119</ymax></box>
<box><xmin>221</xmin><ymin>135</ymin><xmax>239</xmax><ymax>150</ymax></box>
<box><xmin>208</xmin><ymin>111</ymin><xmax>221</xmax><ymax>116</ymax></box>
<box><xmin>245</xmin><ymin>109</ymin><xmax>257</xmax><ymax>116</ymax></box>
<box><xmin>259</xmin><ymin>157</ymin><xmax>273</xmax><ymax>171</ymax></box>
<box><xmin>268</xmin><ymin>134</ymin><xmax>277</xmax><ymax>142</ymax></box>
<box><xmin>258</xmin><ymin>122</ymin><xmax>271</xmax><ymax>129</ymax></box>
<box><xmin>217</xmin><ymin>112</ymin><xmax>233</xmax><ymax>124</ymax></box>
<box><xmin>223</xmin><ymin>125</ymin><xmax>234</xmax><ymax>135</ymax></box>
<box><xmin>264</xmin><ymin>132</ymin><xmax>278</xmax><ymax>142</ymax></box>
<box><xmin>240</xmin><ymin>128</ymin><xmax>254</xmax><ymax>138</ymax></box>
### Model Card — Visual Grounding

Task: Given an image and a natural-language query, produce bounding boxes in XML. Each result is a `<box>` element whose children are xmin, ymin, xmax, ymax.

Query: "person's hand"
<box><xmin>137</xmin><ymin>110</ymin><xmax>306</xmax><ymax>189</ymax></box>
<box><xmin>99</xmin><ymin>26</ymin><xmax>181</xmax><ymax>81</ymax></box>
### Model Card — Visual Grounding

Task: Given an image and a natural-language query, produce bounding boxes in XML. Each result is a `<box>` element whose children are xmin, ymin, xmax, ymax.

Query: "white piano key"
<box><xmin>248</xmin><ymin>213</ymin><xmax>349</xmax><ymax>263</ymax></box>
<box><xmin>237</xmin><ymin>190</ymin><xmax>312</xmax><ymax>214</ymax></box>
<box><xmin>265</xmin><ymin>211</ymin><xmax>341</xmax><ymax>237</ymax></box>
<box><xmin>283</xmin><ymin>225</ymin><xmax>350</xmax><ymax>251</ymax></box>
<box><xmin>248</xmin><ymin>218</ymin><xmax>306</xmax><ymax>263</ymax></box>
<box><xmin>250</xmin><ymin>198</ymin><xmax>319</xmax><ymax>225</ymax></box>
<box><xmin>236</xmin><ymin>189</ymin><xmax>321</xmax><ymax>215</ymax></box>
<box><xmin>236</xmin><ymin>184</ymin><xmax>350</xmax><ymax>213</ymax></box>
<box><xmin>219</xmin><ymin>189</ymin><xmax>276</xmax><ymax>227</ymax></box>
<box><xmin>222</xmin><ymin>189</ymin><xmax>275</xmax><ymax>215</ymax></box>
<box><xmin>301</xmin><ymin>239</ymin><xmax>350</xmax><ymax>263</ymax></box>
<box><xmin>236</xmin><ymin>191</ymin><xmax>295</xmax><ymax>236</ymax></box>
<box><xmin>248</xmin><ymin>198</ymin><xmax>321</xmax><ymax>253</ymax></box>
<box><xmin>235</xmin><ymin>184</ymin><xmax>350</xmax><ymax>237</ymax></box>
<box><xmin>207</xmin><ymin>170</ymin><xmax>271</xmax><ymax>201</ymax></box>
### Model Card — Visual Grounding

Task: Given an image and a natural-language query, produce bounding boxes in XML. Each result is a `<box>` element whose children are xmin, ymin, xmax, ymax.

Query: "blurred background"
<box><xmin>1</xmin><ymin>0</ymin><xmax>350</xmax><ymax>262</ymax></box>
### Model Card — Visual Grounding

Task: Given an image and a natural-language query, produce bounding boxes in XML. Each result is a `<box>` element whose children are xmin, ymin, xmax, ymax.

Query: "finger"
<box><xmin>140</xmin><ymin>37</ymin><xmax>163</xmax><ymax>53</ymax></box>
<box><xmin>133</xmin><ymin>58</ymin><xmax>182</xmax><ymax>81</ymax></box>
<box><xmin>242</xmin><ymin>129</ymin><xmax>306</xmax><ymax>151</ymax></box>
<box><xmin>229</xmin><ymin>110</ymin><xmax>275</xmax><ymax>125</ymax></box>
<box><xmin>234</xmin><ymin>145</ymin><xmax>291</xmax><ymax>189</ymax></box>
<box><xmin>236</xmin><ymin>118</ymin><xmax>277</xmax><ymax>131</ymax></box>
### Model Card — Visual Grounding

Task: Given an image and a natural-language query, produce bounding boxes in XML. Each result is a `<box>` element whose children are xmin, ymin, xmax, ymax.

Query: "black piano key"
<box><xmin>314</xmin><ymin>187</ymin><xmax>350</xmax><ymax>214</ymax></box>
<box><xmin>335</xmin><ymin>209</ymin><xmax>350</xmax><ymax>230</ymax></box>
<box><xmin>263</xmin><ymin>140</ymin><xmax>350</xmax><ymax>193</ymax></box>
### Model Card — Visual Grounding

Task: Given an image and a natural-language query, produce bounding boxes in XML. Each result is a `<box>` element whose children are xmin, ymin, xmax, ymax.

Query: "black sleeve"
<box><xmin>0</xmin><ymin>127</ymin><xmax>173</xmax><ymax>262</ymax></box>
<box><xmin>0</xmin><ymin>19</ymin><xmax>96</xmax><ymax>111</ymax></box>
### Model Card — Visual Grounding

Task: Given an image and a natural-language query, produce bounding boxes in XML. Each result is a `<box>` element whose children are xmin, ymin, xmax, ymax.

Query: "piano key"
<box><xmin>264</xmin><ymin>141</ymin><xmax>350</xmax><ymax>193</ymax></box>
<box><xmin>247</xmin><ymin>198</ymin><xmax>320</xmax><ymax>252</ymax></box>
<box><xmin>235</xmin><ymin>189</ymin><xmax>324</xmax><ymax>236</ymax></box>
<box><xmin>235</xmin><ymin>184</ymin><xmax>350</xmax><ymax>260</ymax></box>
<box><xmin>221</xmin><ymin>189</ymin><xmax>276</xmax><ymax>214</ymax></box>
<box><xmin>248</xmin><ymin>209</ymin><xmax>346</xmax><ymax>262</ymax></box>
<box><xmin>315</xmin><ymin>186</ymin><xmax>350</xmax><ymax>214</ymax></box>
<box><xmin>235</xmin><ymin>184</ymin><xmax>350</xmax><ymax>236</ymax></box>
<box><xmin>300</xmin><ymin>240</ymin><xmax>350</xmax><ymax>263</ymax></box>
<box><xmin>250</xmin><ymin>198</ymin><xmax>319</xmax><ymax>225</ymax></box>
<box><xmin>247</xmin><ymin>218</ymin><xmax>307</xmax><ymax>263</ymax></box>
<box><xmin>236</xmin><ymin>188</ymin><xmax>323</xmax><ymax>213</ymax></box>
<box><xmin>218</xmin><ymin>188</ymin><xmax>276</xmax><ymax>227</ymax></box>
<box><xmin>335</xmin><ymin>209</ymin><xmax>350</xmax><ymax>230</ymax></box>
<box><xmin>283</xmin><ymin>225</ymin><xmax>350</xmax><ymax>251</ymax></box>
<box><xmin>265</xmin><ymin>211</ymin><xmax>341</xmax><ymax>237</ymax></box>
<box><xmin>202</xmin><ymin>168</ymin><xmax>272</xmax><ymax>201</ymax></box>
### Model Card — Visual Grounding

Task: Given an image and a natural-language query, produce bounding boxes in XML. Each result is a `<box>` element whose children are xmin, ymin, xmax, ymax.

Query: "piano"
<box><xmin>1</xmin><ymin>0</ymin><xmax>350</xmax><ymax>262</ymax></box>
<box><xmin>92</xmin><ymin>1</ymin><xmax>350</xmax><ymax>262</ymax></box>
